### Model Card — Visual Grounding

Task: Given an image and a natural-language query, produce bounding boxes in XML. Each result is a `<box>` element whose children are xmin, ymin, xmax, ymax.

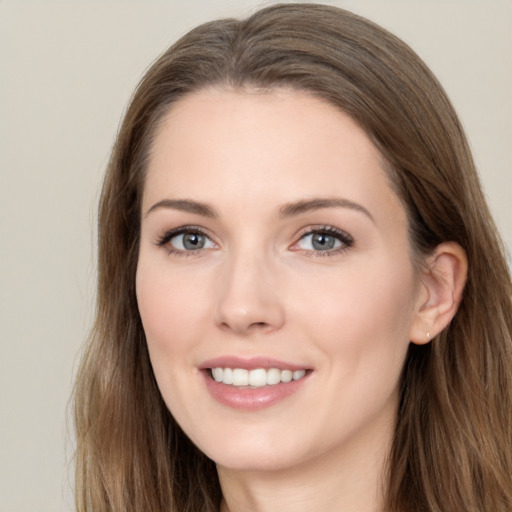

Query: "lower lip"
<box><xmin>202</xmin><ymin>371</ymin><xmax>309</xmax><ymax>411</ymax></box>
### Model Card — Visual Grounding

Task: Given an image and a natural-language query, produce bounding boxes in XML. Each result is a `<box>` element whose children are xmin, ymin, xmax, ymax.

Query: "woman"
<box><xmin>74</xmin><ymin>3</ymin><xmax>512</xmax><ymax>511</ymax></box>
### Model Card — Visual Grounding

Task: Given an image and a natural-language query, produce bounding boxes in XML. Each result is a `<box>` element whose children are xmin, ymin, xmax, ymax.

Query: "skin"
<box><xmin>136</xmin><ymin>88</ymin><xmax>448</xmax><ymax>512</ymax></box>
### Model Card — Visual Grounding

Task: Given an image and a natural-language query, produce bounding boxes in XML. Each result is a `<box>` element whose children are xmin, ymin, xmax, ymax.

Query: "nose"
<box><xmin>214</xmin><ymin>249</ymin><xmax>285</xmax><ymax>336</ymax></box>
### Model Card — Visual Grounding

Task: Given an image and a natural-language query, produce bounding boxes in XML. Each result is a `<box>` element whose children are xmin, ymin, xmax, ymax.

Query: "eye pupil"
<box><xmin>183</xmin><ymin>232</ymin><xmax>205</xmax><ymax>250</ymax></box>
<box><xmin>312</xmin><ymin>233</ymin><xmax>335</xmax><ymax>250</ymax></box>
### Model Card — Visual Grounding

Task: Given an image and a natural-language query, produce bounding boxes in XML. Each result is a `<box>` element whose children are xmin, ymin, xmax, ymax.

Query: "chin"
<box><xmin>213</xmin><ymin>450</ymin><xmax>303</xmax><ymax>473</ymax></box>
<box><xmin>192</xmin><ymin>426</ymin><xmax>312</xmax><ymax>473</ymax></box>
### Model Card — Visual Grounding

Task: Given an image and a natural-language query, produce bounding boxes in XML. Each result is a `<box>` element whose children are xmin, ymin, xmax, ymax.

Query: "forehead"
<box><xmin>143</xmin><ymin>87</ymin><xmax>403</xmax><ymax>223</ymax></box>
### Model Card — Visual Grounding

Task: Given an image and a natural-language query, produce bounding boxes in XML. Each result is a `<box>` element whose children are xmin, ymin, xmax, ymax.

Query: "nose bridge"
<box><xmin>214</xmin><ymin>241</ymin><xmax>284</xmax><ymax>335</ymax></box>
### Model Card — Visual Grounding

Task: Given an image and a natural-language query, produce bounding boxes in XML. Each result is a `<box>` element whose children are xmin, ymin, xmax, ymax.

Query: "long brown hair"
<box><xmin>74</xmin><ymin>4</ymin><xmax>512</xmax><ymax>511</ymax></box>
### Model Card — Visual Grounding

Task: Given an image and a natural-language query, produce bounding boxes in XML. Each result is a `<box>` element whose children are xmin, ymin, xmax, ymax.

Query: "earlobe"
<box><xmin>409</xmin><ymin>242</ymin><xmax>468</xmax><ymax>345</ymax></box>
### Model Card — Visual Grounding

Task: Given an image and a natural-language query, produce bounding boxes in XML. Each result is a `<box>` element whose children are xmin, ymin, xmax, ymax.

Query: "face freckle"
<box><xmin>136</xmin><ymin>87</ymin><xmax>423</xmax><ymax>474</ymax></box>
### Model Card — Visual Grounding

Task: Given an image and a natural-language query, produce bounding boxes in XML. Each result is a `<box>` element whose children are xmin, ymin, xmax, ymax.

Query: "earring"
<box><xmin>427</xmin><ymin>331</ymin><xmax>431</xmax><ymax>341</ymax></box>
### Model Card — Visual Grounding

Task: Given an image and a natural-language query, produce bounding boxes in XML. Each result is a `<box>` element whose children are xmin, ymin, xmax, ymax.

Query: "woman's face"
<box><xmin>136</xmin><ymin>88</ymin><xmax>425</xmax><ymax>472</ymax></box>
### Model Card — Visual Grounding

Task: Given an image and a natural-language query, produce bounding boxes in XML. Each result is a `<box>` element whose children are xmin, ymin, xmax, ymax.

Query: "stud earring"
<box><xmin>427</xmin><ymin>331</ymin><xmax>431</xmax><ymax>341</ymax></box>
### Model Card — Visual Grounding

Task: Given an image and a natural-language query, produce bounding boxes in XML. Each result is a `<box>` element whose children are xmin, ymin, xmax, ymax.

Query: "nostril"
<box><xmin>214</xmin><ymin>292</ymin><xmax>285</xmax><ymax>334</ymax></box>
<box><xmin>218</xmin><ymin>320</ymin><xmax>271</xmax><ymax>334</ymax></box>
<box><xmin>248</xmin><ymin>321</ymin><xmax>273</xmax><ymax>331</ymax></box>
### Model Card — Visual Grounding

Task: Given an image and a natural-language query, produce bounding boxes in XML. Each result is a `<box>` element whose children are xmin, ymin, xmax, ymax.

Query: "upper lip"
<box><xmin>199</xmin><ymin>356</ymin><xmax>310</xmax><ymax>372</ymax></box>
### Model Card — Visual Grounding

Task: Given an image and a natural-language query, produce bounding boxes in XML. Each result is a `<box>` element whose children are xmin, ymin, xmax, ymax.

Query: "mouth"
<box><xmin>210</xmin><ymin>367</ymin><xmax>307</xmax><ymax>388</ymax></box>
<box><xmin>200</xmin><ymin>357</ymin><xmax>312</xmax><ymax>410</ymax></box>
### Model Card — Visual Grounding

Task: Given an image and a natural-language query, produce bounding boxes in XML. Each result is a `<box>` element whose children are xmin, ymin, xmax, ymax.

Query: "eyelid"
<box><xmin>155</xmin><ymin>225</ymin><xmax>217</xmax><ymax>254</ymax></box>
<box><xmin>154</xmin><ymin>224</ymin><xmax>353</xmax><ymax>257</ymax></box>
<box><xmin>290</xmin><ymin>225</ymin><xmax>354</xmax><ymax>255</ymax></box>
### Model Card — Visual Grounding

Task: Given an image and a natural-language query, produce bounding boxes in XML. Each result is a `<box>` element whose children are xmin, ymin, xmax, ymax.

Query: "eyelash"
<box><xmin>294</xmin><ymin>225</ymin><xmax>354</xmax><ymax>257</ymax></box>
<box><xmin>155</xmin><ymin>225</ymin><xmax>354</xmax><ymax>257</ymax></box>
<box><xmin>156</xmin><ymin>226</ymin><xmax>214</xmax><ymax>257</ymax></box>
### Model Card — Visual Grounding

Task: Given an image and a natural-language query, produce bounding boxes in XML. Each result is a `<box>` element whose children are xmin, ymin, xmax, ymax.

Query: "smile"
<box><xmin>211</xmin><ymin>367</ymin><xmax>307</xmax><ymax>387</ymax></box>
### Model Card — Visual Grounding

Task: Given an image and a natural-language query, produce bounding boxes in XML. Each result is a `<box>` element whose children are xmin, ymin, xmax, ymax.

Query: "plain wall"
<box><xmin>0</xmin><ymin>1</ymin><xmax>510</xmax><ymax>510</ymax></box>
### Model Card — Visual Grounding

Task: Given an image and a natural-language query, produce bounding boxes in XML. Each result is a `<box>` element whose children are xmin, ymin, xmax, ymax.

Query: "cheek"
<box><xmin>290</xmin><ymin>258</ymin><xmax>417</xmax><ymax>368</ymax></box>
<box><xmin>135</xmin><ymin>259</ymin><xmax>208</xmax><ymax>414</ymax></box>
<box><xmin>136</xmin><ymin>259</ymin><xmax>207</xmax><ymax>357</ymax></box>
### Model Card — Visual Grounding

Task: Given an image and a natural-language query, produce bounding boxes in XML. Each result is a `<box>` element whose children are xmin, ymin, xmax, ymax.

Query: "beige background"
<box><xmin>0</xmin><ymin>1</ymin><xmax>510</xmax><ymax>511</ymax></box>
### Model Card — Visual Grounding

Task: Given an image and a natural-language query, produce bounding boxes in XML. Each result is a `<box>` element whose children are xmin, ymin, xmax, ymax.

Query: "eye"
<box><xmin>157</xmin><ymin>227</ymin><xmax>216</xmax><ymax>254</ymax></box>
<box><xmin>293</xmin><ymin>226</ymin><xmax>353</xmax><ymax>254</ymax></box>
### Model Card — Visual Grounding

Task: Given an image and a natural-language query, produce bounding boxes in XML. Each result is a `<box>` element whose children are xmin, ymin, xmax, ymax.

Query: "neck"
<box><xmin>217</xmin><ymin>416</ymin><xmax>392</xmax><ymax>512</ymax></box>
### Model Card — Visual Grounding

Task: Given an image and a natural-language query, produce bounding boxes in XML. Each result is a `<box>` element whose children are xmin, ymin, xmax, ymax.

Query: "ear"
<box><xmin>409</xmin><ymin>242</ymin><xmax>468</xmax><ymax>345</ymax></box>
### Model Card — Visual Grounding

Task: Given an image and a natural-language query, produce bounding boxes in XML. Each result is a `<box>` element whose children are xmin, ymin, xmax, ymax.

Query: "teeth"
<box><xmin>232</xmin><ymin>368</ymin><xmax>249</xmax><ymax>386</ymax></box>
<box><xmin>281</xmin><ymin>370</ymin><xmax>293</xmax><ymax>383</ymax></box>
<box><xmin>210</xmin><ymin>367</ymin><xmax>307</xmax><ymax>387</ymax></box>
<box><xmin>266</xmin><ymin>368</ymin><xmax>281</xmax><ymax>385</ymax></box>
<box><xmin>223</xmin><ymin>367</ymin><xmax>233</xmax><ymax>385</ymax></box>
<box><xmin>293</xmin><ymin>370</ymin><xmax>306</xmax><ymax>380</ymax></box>
<box><xmin>249</xmin><ymin>368</ymin><xmax>267</xmax><ymax>387</ymax></box>
<box><xmin>212</xmin><ymin>367</ymin><xmax>223</xmax><ymax>382</ymax></box>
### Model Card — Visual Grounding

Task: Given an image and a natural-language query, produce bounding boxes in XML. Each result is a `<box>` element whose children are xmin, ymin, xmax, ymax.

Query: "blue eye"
<box><xmin>295</xmin><ymin>227</ymin><xmax>353</xmax><ymax>253</ymax></box>
<box><xmin>299</xmin><ymin>232</ymin><xmax>341</xmax><ymax>251</ymax></box>
<box><xmin>171</xmin><ymin>232</ymin><xmax>211</xmax><ymax>250</ymax></box>
<box><xmin>157</xmin><ymin>228</ymin><xmax>215</xmax><ymax>253</ymax></box>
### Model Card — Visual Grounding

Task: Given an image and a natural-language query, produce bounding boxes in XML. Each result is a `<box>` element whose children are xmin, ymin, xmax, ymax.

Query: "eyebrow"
<box><xmin>145</xmin><ymin>196</ymin><xmax>374</xmax><ymax>222</ymax></box>
<box><xmin>279</xmin><ymin>197</ymin><xmax>374</xmax><ymax>222</ymax></box>
<box><xmin>145</xmin><ymin>199</ymin><xmax>218</xmax><ymax>218</ymax></box>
